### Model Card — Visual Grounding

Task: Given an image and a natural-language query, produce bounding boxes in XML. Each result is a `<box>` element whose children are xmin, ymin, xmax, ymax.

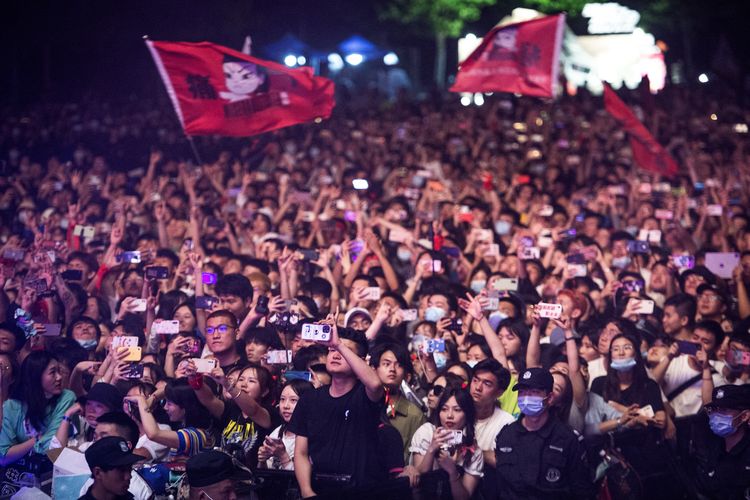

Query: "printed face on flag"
<box><xmin>146</xmin><ymin>40</ymin><xmax>335</xmax><ymax>137</ymax></box>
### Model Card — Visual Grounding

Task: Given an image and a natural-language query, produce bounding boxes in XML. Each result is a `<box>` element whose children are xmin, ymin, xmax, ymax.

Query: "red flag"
<box><xmin>146</xmin><ymin>40</ymin><xmax>335</xmax><ymax>137</ymax></box>
<box><xmin>450</xmin><ymin>14</ymin><xmax>565</xmax><ymax>98</ymax></box>
<box><xmin>603</xmin><ymin>84</ymin><xmax>678</xmax><ymax>178</ymax></box>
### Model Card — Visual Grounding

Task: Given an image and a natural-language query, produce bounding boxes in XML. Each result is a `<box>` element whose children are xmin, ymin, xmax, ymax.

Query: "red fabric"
<box><xmin>603</xmin><ymin>84</ymin><xmax>678</xmax><ymax>178</ymax></box>
<box><xmin>146</xmin><ymin>40</ymin><xmax>335</xmax><ymax>137</ymax></box>
<box><xmin>450</xmin><ymin>14</ymin><xmax>565</xmax><ymax>98</ymax></box>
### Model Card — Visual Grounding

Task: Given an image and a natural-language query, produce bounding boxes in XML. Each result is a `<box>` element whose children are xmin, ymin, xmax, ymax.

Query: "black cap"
<box><xmin>705</xmin><ymin>384</ymin><xmax>750</xmax><ymax>411</ymax></box>
<box><xmin>86</xmin><ymin>383</ymin><xmax>123</xmax><ymax>411</ymax></box>
<box><xmin>512</xmin><ymin>367</ymin><xmax>553</xmax><ymax>393</ymax></box>
<box><xmin>85</xmin><ymin>436</ymin><xmax>141</xmax><ymax>470</ymax></box>
<box><xmin>187</xmin><ymin>450</ymin><xmax>252</xmax><ymax>488</ymax></box>
<box><xmin>696</xmin><ymin>283</ymin><xmax>729</xmax><ymax>304</ymax></box>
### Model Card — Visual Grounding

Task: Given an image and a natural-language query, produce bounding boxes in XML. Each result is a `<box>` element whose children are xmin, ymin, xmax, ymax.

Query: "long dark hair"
<box><xmin>278</xmin><ymin>378</ymin><xmax>313</xmax><ymax>435</ymax></box>
<box><xmin>165</xmin><ymin>378</ymin><xmax>213</xmax><ymax>429</ymax></box>
<box><xmin>430</xmin><ymin>387</ymin><xmax>477</xmax><ymax>469</ymax></box>
<box><xmin>603</xmin><ymin>333</ymin><xmax>650</xmax><ymax>403</ymax></box>
<box><xmin>497</xmin><ymin>319</ymin><xmax>529</xmax><ymax>374</ymax></box>
<box><xmin>549</xmin><ymin>371</ymin><xmax>574</xmax><ymax>423</ymax></box>
<box><xmin>11</xmin><ymin>351</ymin><xmax>61</xmax><ymax>433</ymax></box>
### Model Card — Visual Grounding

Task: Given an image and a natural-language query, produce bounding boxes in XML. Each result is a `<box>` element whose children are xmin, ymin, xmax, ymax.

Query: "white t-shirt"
<box><xmin>474</xmin><ymin>407</ymin><xmax>514</xmax><ymax>452</ymax></box>
<box><xmin>263</xmin><ymin>425</ymin><xmax>296</xmax><ymax>470</ymax></box>
<box><xmin>408</xmin><ymin>423</ymin><xmax>484</xmax><ymax>478</ymax></box>
<box><xmin>587</xmin><ymin>357</ymin><xmax>607</xmax><ymax>389</ymax></box>
<box><xmin>136</xmin><ymin>425</ymin><xmax>171</xmax><ymax>463</ymax></box>
<box><xmin>663</xmin><ymin>354</ymin><xmax>702</xmax><ymax>417</ymax></box>
<box><xmin>711</xmin><ymin>361</ymin><xmax>749</xmax><ymax>387</ymax></box>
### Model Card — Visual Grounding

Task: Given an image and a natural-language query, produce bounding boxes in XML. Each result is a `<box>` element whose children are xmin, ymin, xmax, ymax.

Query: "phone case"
<box><xmin>122</xmin><ymin>347</ymin><xmax>142</xmax><ymax>362</ymax></box>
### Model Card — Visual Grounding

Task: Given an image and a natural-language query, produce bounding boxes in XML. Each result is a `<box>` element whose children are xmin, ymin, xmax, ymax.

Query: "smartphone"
<box><xmin>364</xmin><ymin>287</ymin><xmax>381</xmax><ymax>301</ymax></box>
<box><xmin>352</xmin><ymin>179</ymin><xmax>369</xmax><ymax>190</ymax></box>
<box><xmin>568</xmin><ymin>264</ymin><xmax>587</xmax><ymax>277</ymax></box>
<box><xmin>729</xmin><ymin>349</ymin><xmax>750</xmax><ymax>367</ymax></box>
<box><xmin>566</xmin><ymin>253</ymin><xmax>586</xmax><ymax>265</ymax></box>
<box><xmin>123</xmin><ymin>363</ymin><xmax>144</xmax><ymax>379</ymax></box>
<box><xmin>622</xmin><ymin>280</ymin><xmax>645</xmax><ymax>293</ymax></box>
<box><xmin>201</xmin><ymin>272</ymin><xmax>218</xmax><ymax>285</ymax></box>
<box><xmin>112</xmin><ymin>336</ymin><xmax>139</xmax><ymax>349</ymax></box>
<box><xmin>122</xmin><ymin>346</ymin><xmax>142</xmax><ymax>362</ymax></box>
<box><xmin>485</xmin><ymin>244</ymin><xmax>500</xmax><ymax>257</ymax></box>
<box><xmin>424</xmin><ymin>338</ymin><xmax>446</xmax><ymax>353</ymax></box>
<box><xmin>131</xmin><ymin>299</ymin><xmax>147</xmax><ymax>312</ymax></box>
<box><xmin>388</xmin><ymin>227</ymin><xmax>410</xmax><ymax>243</ymax></box>
<box><xmin>117</xmin><ymin>251</ymin><xmax>141</xmax><ymax>264</ymax></box>
<box><xmin>298</xmin><ymin>249</ymin><xmax>320</xmax><ymax>261</ymax></box>
<box><xmin>284</xmin><ymin>370</ymin><xmax>313</xmax><ymax>382</ymax></box>
<box><xmin>61</xmin><ymin>269</ymin><xmax>83</xmax><ymax>281</ymax></box>
<box><xmin>493</xmin><ymin>278</ymin><xmax>519</xmax><ymax>292</ymax></box>
<box><xmin>538</xmin><ymin>205</ymin><xmax>554</xmax><ymax>217</ymax></box>
<box><xmin>633</xmin><ymin>299</ymin><xmax>655</xmax><ymax>315</ymax></box>
<box><xmin>515</xmin><ymin>174</ymin><xmax>531</xmax><ymax>184</ymax></box>
<box><xmin>182</xmin><ymin>338</ymin><xmax>201</xmax><ymax>355</ymax></box>
<box><xmin>473</xmin><ymin>228</ymin><xmax>493</xmax><ymax>242</ymax></box>
<box><xmin>537</xmin><ymin>303</ymin><xmax>563</xmax><ymax>319</ymax></box>
<box><xmin>2</xmin><ymin>249</ymin><xmax>24</xmax><ymax>261</ymax></box>
<box><xmin>676</xmin><ymin>340</ymin><xmax>701</xmax><ymax>356</ymax></box>
<box><xmin>401</xmin><ymin>309</ymin><xmax>418</xmax><ymax>321</ymax></box>
<box><xmin>266</xmin><ymin>350</ymin><xmax>292</xmax><ymax>364</ymax></box>
<box><xmin>151</xmin><ymin>320</ymin><xmax>180</xmax><ymax>334</ymax></box>
<box><xmin>41</xmin><ymin>324</ymin><xmax>62</xmax><ymax>337</ymax></box>
<box><xmin>483</xmin><ymin>297</ymin><xmax>500</xmax><ymax>311</ymax></box>
<box><xmin>255</xmin><ymin>295</ymin><xmax>269</xmax><ymax>315</ymax></box>
<box><xmin>638</xmin><ymin>405</ymin><xmax>655</xmax><ymax>419</ymax></box>
<box><xmin>704</xmin><ymin>252</ymin><xmax>740</xmax><ymax>279</ymax></box>
<box><xmin>519</xmin><ymin>247</ymin><xmax>540</xmax><ymax>260</ymax></box>
<box><xmin>192</xmin><ymin>358</ymin><xmax>217</xmax><ymax>374</ymax></box>
<box><xmin>422</xmin><ymin>260</ymin><xmax>442</xmax><ymax>272</ymax></box>
<box><xmin>672</xmin><ymin>255</ymin><xmax>695</xmax><ymax>270</ymax></box>
<box><xmin>301</xmin><ymin>324</ymin><xmax>332</xmax><ymax>342</ymax></box>
<box><xmin>706</xmin><ymin>204</ymin><xmax>723</xmax><ymax>216</ymax></box>
<box><xmin>195</xmin><ymin>296</ymin><xmax>218</xmax><ymax>310</ymax></box>
<box><xmin>25</xmin><ymin>278</ymin><xmax>49</xmax><ymax>294</ymax></box>
<box><xmin>627</xmin><ymin>241</ymin><xmax>650</xmax><ymax>254</ymax></box>
<box><xmin>145</xmin><ymin>266</ymin><xmax>169</xmax><ymax>280</ymax></box>
<box><xmin>654</xmin><ymin>209</ymin><xmax>674</xmax><ymax>220</ymax></box>
<box><xmin>206</xmin><ymin>217</ymin><xmax>225</xmax><ymax>229</ymax></box>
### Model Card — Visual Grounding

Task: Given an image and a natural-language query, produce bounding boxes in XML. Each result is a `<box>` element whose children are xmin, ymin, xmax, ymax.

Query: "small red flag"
<box><xmin>450</xmin><ymin>14</ymin><xmax>565</xmax><ymax>98</ymax></box>
<box><xmin>603</xmin><ymin>84</ymin><xmax>678</xmax><ymax>178</ymax></box>
<box><xmin>146</xmin><ymin>40</ymin><xmax>335</xmax><ymax>137</ymax></box>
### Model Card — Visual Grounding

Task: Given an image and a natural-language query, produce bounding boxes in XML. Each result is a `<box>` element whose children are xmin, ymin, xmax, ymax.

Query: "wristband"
<box><xmin>62</xmin><ymin>415</ymin><xmax>72</xmax><ymax>423</ymax></box>
<box><xmin>564</xmin><ymin>336</ymin><xmax>576</xmax><ymax>341</ymax></box>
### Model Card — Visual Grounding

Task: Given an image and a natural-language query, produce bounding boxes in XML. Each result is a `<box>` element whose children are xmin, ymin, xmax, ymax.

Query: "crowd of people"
<box><xmin>0</xmin><ymin>82</ymin><xmax>749</xmax><ymax>500</ymax></box>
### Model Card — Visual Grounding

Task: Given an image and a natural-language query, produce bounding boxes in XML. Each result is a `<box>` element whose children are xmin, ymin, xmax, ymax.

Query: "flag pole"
<box><xmin>144</xmin><ymin>34</ymin><xmax>204</xmax><ymax>166</ymax></box>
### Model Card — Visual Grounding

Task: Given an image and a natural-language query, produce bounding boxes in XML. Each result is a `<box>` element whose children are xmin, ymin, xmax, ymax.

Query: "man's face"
<box><xmin>218</xmin><ymin>294</ymin><xmax>250</xmax><ymax>321</ymax></box>
<box><xmin>376</xmin><ymin>351</ymin><xmax>404</xmax><ymax>388</ymax></box>
<box><xmin>198</xmin><ymin>479</ymin><xmax>237</xmax><ymax>500</ymax></box>
<box><xmin>692</xmin><ymin>328</ymin><xmax>717</xmax><ymax>354</ymax></box>
<box><xmin>205</xmin><ymin>317</ymin><xmax>238</xmax><ymax>355</ymax></box>
<box><xmin>95</xmin><ymin>465</ymin><xmax>131</xmax><ymax>496</ymax></box>
<box><xmin>93</xmin><ymin>423</ymin><xmax>121</xmax><ymax>442</ymax></box>
<box><xmin>245</xmin><ymin>340</ymin><xmax>269</xmax><ymax>363</ymax></box>
<box><xmin>697</xmin><ymin>290</ymin><xmax>724</xmax><ymax>317</ymax></box>
<box><xmin>662</xmin><ymin>305</ymin><xmax>685</xmax><ymax>336</ymax></box>
<box><xmin>427</xmin><ymin>294</ymin><xmax>452</xmax><ymax>317</ymax></box>
<box><xmin>348</xmin><ymin>314</ymin><xmax>371</xmax><ymax>331</ymax></box>
<box><xmin>326</xmin><ymin>338</ymin><xmax>359</xmax><ymax>375</ymax></box>
<box><xmin>470</xmin><ymin>371</ymin><xmax>501</xmax><ymax>407</ymax></box>
<box><xmin>122</xmin><ymin>272</ymin><xmax>144</xmax><ymax>297</ymax></box>
<box><xmin>85</xmin><ymin>400</ymin><xmax>109</xmax><ymax>428</ymax></box>
<box><xmin>67</xmin><ymin>258</ymin><xmax>91</xmax><ymax>285</ymax></box>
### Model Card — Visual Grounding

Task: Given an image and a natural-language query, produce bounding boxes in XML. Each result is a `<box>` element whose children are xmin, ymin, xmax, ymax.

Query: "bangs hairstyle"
<box><xmin>239</xmin><ymin>363</ymin><xmax>274</xmax><ymax>406</ymax></box>
<box><xmin>429</xmin><ymin>388</ymin><xmax>477</xmax><ymax>467</ymax></box>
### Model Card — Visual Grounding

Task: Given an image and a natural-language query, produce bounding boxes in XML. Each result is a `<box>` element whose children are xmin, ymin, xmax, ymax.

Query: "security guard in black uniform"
<box><xmin>692</xmin><ymin>384</ymin><xmax>750</xmax><ymax>500</ymax></box>
<box><xmin>494</xmin><ymin>368</ymin><xmax>594</xmax><ymax>500</ymax></box>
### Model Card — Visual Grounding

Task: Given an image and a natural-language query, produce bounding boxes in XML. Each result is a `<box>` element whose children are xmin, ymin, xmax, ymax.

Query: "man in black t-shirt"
<box><xmin>287</xmin><ymin>315</ymin><xmax>385</xmax><ymax>498</ymax></box>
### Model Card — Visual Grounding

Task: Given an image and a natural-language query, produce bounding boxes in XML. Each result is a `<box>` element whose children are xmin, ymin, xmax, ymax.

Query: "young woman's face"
<box><xmin>238</xmin><ymin>367</ymin><xmax>265</xmax><ymax>401</ymax></box>
<box><xmin>598</xmin><ymin>323</ymin><xmax>621</xmax><ymax>354</ymax></box>
<box><xmin>467</xmin><ymin>345</ymin><xmax>488</xmax><ymax>363</ymax></box>
<box><xmin>164</xmin><ymin>399</ymin><xmax>185</xmax><ymax>423</ymax></box>
<box><xmin>548</xmin><ymin>372</ymin><xmax>567</xmax><ymax>407</ymax></box>
<box><xmin>85</xmin><ymin>400</ymin><xmax>110</xmax><ymax>428</ymax></box>
<box><xmin>279</xmin><ymin>385</ymin><xmax>301</xmax><ymax>424</ymax></box>
<box><xmin>173</xmin><ymin>305</ymin><xmax>196</xmax><ymax>333</ymax></box>
<box><xmin>439</xmin><ymin>395</ymin><xmax>466</xmax><ymax>430</ymax></box>
<box><xmin>0</xmin><ymin>354</ymin><xmax>13</xmax><ymax>391</ymax></box>
<box><xmin>427</xmin><ymin>377</ymin><xmax>446</xmax><ymax>411</ymax></box>
<box><xmin>579</xmin><ymin>335</ymin><xmax>599</xmax><ymax>362</ymax></box>
<box><xmin>41</xmin><ymin>360</ymin><xmax>63</xmax><ymax>397</ymax></box>
<box><xmin>499</xmin><ymin>327</ymin><xmax>521</xmax><ymax>357</ymax></box>
<box><xmin>610</xmin><ymin>337</ymin><xmax>636</xmax><ymax>362</ymax></box>
<box><xmin>0</xmin><ymin>330</ymin><xmax>17</xmax><ymax>354</ymax></box>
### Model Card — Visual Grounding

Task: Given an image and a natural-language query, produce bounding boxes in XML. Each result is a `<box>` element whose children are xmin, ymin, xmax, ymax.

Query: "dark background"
<box><xmin>1</xmin><ymin>0</ymin><xmax>749</xmax><ymax>106</ymax></box>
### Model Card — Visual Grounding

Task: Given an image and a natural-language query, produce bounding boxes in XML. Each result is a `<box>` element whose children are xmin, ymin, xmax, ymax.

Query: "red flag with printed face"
<box><xmin>450</xmin><ymin>14</ymin><xmax>565</xmax><ymax>98</ymax></box>
<box><xmin>603</xmin><ymin>84</ymin><xmax>678</xmax><ymax>178</ymax></box>
<box><xmin>146</xmin><ymin>40</ymin><xmax>335</xmax><ymax>137</ymax></box>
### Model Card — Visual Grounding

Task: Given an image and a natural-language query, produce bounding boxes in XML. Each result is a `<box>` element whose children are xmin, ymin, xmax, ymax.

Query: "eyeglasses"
<box><xmin>205</xmin><ymin>325</ymin><xmax>231</xmax><ymax>335</ymax></box>
<box><xmin>699</xmin><ymin>294</ymin><xmax>721</xmax><ymax>302</ymax></box>
<box><xmin>431</xmin><ymin>385</ymin><xmax>445</xmax><ymax>397</ymax></box>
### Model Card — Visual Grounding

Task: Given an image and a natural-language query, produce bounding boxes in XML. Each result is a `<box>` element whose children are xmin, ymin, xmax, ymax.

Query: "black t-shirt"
<box><xmin>287</xmin><ymin>381</ymin><xmax>385</xmax><ymax>486</ymax></box>
<box><xmin>377</xmin><ymin>423</ymin><xmax>405</xmax><ymax>475</ymax></box>
<box><xmin>590</xmin><ymin>376</ymin><xmax>664</xmax><ymax>412</ymax></box>
<box><xmin>220</xmin><ymin>400</ymin><xmax>281</xmax><ymax>468</ymax></box>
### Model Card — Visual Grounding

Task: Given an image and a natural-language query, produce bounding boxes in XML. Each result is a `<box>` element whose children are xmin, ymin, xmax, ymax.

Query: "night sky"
<box><xmin>2</xmin><ymin>0</ymin><xmax>749</xmax><ymax>106</ymax></box>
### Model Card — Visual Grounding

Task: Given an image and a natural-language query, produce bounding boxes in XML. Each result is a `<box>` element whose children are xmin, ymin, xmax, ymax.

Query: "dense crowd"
<box><xmin>0</xmin><ymin>83</ymin><xmax>749</xmax><ymax>500</ymax></box>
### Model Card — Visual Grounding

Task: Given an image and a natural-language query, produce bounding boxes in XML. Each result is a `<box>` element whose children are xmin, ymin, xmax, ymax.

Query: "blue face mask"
<box><xmin>610</xmin><ymin>357</ymin><xmax>637</xmax><ymax>371</ymax></box>
<box><xmin>518</xmin><ymin>395</ymin><xmax>546</xmax><ymax>416</ymax></box>
<box><xmin>433</xmin><ymin>352</ymin><xmax>447</xmax><ymax>370</ymax></box>
<box><xmin>470</xmin><ymin>280</ymin><xmax>486</xmax><ymax>294</ymax></box>
<box><xmin>488</xmin><ymin>311</ymin><xmax>508</xmax><ymax>331</ymax></box>
<box><xmin>78</xmin><ymin>339</ymin><xmax>97</xmax><ymax>350</ymax></box>
<box><xmin>709</xmin><ymin>412</ymin><xmax>737</xmax><ymax>437</ymax></box>
<box><xmin>612</xmin><ymin>256</ymin><xmax>631</xmax><ymax>269</ymax></box>
<box><xmin>425</xmin><ymin>307</ymin><xmax>447</xmax><ymax>323</ymax></box>
<box><xmin>397</xmin><ymin>248</ymin><xmax>412</xmax><ymax>262</ymax></box>
<box><xmin>494</xmin><ymin>220</ymin><xmax>511</xmax><ymax>235</ymax></box>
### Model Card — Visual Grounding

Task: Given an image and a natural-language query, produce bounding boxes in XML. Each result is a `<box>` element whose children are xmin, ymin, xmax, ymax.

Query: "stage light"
<box><xmin>297</xmin><ymin>56</ymin><xmax>306</xmax><ymax>65</ymax></box>
<box><xmin>460</xmin><ymin>95</ymin><xmax>471</xmax><ymax>106</ymax></box>
<box><xmin>345</xmin><ymin>53</ymin><xmax>364</xmax><ymax>66</ymax></box>
<box><xmin>698</xmin><ymin>73</ymin><xmax>709</xmax><ymax>83</ymax></box>
<box><xmin>383</xmin><ymin>52</ymin><xmax>399</xmax><ymax>66</ymax></box>
<box><xmin>328</xmin><ymin>53</ymin><xmax>344</xmax><ymax>71</ymax></box>
<box><xmin>284</xmin><ymin>55</ymin><xmax>297</xmax><ymax>67</ymax></box>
